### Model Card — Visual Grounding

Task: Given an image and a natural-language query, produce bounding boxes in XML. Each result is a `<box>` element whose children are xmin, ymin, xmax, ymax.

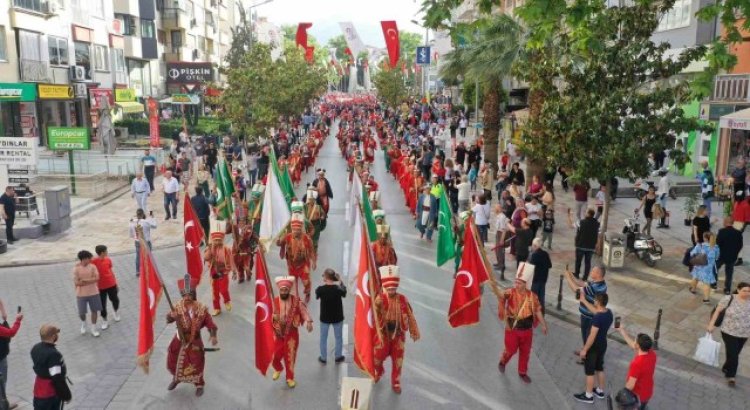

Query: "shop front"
<box><xmin>38</xmin><ymin>84</ymin><xmax>87</xmax><ymax>147</ymax></box>
<box><xmin>716</xmin><ymin>107</ymin><xmax>750</xmax><ymax>177</ymax></box>
<box><xmin>0</xmin><ymin>83</ymin><xmax>40</xmax><ymax>142</ymax></box>
<box><xmin>114</xmin><ymin>88</ymin><xmax>144</xmax><ymax>121</ymax></box>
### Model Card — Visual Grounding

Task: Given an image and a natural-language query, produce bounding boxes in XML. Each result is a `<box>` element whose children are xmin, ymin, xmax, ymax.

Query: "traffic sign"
<box><xmin>416</xmin><ymin>46</ymin><xmax>431</xmax><ymax>65</ymax></box>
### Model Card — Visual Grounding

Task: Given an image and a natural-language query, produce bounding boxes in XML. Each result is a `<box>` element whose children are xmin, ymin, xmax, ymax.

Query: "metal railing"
<box><xmin>31</xmin><ymin>172</ymin><xmax>124</xmax><ymax>199</ymax></box>
<box><xmin>20</xmin><ymin>59</ymin><xmax>50</xmax><ymax>83</ymax></box>
<box><xmin>713</xmin><ymin>74</ymin><xmax>750</xmax><ymax>102</ymax></box>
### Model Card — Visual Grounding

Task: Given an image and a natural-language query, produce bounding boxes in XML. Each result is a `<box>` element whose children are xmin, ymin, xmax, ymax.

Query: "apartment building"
<box><xmin>0</xmin><ymin>0</ymin><xmax>239</xmax><ymax>146</ymax></box>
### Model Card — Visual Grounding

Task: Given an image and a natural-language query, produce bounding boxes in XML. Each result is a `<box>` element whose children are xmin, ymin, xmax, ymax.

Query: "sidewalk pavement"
<box><xmin>0</xmin><ymin>176</ymin><xmax>184</xmax><ymax>267</ymax></box>
<box><xmin>490</xmin><ymin>181</ymin><xmax>750</xmax><ymax>378</ymax></box>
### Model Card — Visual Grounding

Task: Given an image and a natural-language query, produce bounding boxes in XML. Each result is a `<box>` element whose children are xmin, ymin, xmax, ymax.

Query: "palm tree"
<box><xmin>440</xmin><ymin>14</ymin><xmax>524</xmax><ymax>169</ymax></box>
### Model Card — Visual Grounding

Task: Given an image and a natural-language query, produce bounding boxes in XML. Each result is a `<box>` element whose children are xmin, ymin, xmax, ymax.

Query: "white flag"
<box><xmin>259</xmin><ymin>166</ymin><xmax>291</xmax><ymax>250</ymax></box>
<box><xmin>348</xmin><ymin>204</ymin><xmax>362</xmax><ymax>282</ymax></box>
<box><xmin>348</xmin><ymin>170</ymin><xmax>363</xmax><ymax>226</ymax></box>
<box><xmin>339</xmin><ymin>22</ymin><xmax>366</xmax><ymax>58</ymax></box>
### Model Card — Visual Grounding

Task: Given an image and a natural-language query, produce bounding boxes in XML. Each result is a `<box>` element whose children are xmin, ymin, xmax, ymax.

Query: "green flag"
<box><xmin>362</xmin><ymin>185</ymin><xmax>377</xmax><ymax>242</ymax></box>
<box><xmin>268</xmin><ymin>149</ymin><xmax>293</xmax><ymax>210</ymax></box>
<box><xmin>436</xmin><ymin>189</ymin><xmax>456</xmax><ymax>266</ymax></box>
<box><xmin>215</xmin><ymin>158</ymin><xmax>235</xmax><ymax>220</ymax></box>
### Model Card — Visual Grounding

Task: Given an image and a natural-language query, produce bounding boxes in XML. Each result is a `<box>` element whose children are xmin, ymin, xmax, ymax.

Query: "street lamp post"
<box><xmin>411</xmin><ymin>20</ymin><xmax>430</xmax><ymax>98</ymax></box>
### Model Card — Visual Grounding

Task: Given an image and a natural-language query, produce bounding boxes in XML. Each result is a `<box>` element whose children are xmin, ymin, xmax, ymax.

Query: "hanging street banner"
<box><xmin>416</xmin><ymin>46</ymin><xmax>431</xmax><ymax>65</ymax></box>
<box><xmin>48</xmin><ymin>127</ymin><xmax>90</xmax><ymax>150</ymax></box>
<box><xmin>0</xmin><ymin>137</ymin><xmax>37</xmax><ymax>166</ymax></box>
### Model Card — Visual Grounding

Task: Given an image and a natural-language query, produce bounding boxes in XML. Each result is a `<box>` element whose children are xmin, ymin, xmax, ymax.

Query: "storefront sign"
<box><xmin>38</xmin><ymin>84</ymin><xmax>74</xmax><ymax>100</ymax></box>
<box><xmin>166</xmin><ymin>62</ymin><xmax>213</xmax><ymax>84</ymax></box>
<box><xmin>0</xmin><ymin>83</ymin><xmax>38</xmax><ymax>102</ymax></box>
<box><xmin>48</xmin><ymin>127</ymin><xmax>90</xmax><ymax>150</ymax></box>
<box><xmin>0</xmin><ymin>137</ymin><xmax>38</xmax><ymax>166</ymax></box>
<box><xmin>89</xmin><ymin>88</ymin><xmax>114</xmax><ymax>109</ymax></box>
<box><xmin>720</xmin><ymin>117</ymin><xmax>750</xmax><ymax>131</ymax></box>
<box><xmin>171</xmin><ymin>94</ymin><xmax>191</xmax><ymax>103</ymax></box>
<box><xmin>115</xmin><ymin>88</ymin><xmax>136</xmax><ymax>102</ymax></box>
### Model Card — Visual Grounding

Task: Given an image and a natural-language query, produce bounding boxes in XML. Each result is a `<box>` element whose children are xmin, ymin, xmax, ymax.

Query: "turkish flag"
<box><xmin>254</xmin><ymin>249</ymin><xmax>276</xmax><ymax>376</ymax></box>
<box><xmin>305</xmin><ymin>46</ymin><xmax>315</xmax><ymax>63</ymax></box>
<box><xmin>296</xmin><ymin>22</ymin><xmax>313</xmax><ymax>49</ymax></box>
<box><xmin>448</xmin><ymin>217</ymin><xmax>490</xmax><ymax>327</ymax></box>
<box><xmin>380</xmin><ymin>21</ymin><xmax>400</xmax><ymax>69</ymax></box>
<box><xmin>136</xmin><ymin>240</ymin><xmax>163</xmax><ymax>373</ymax></box>
<box><xmin>353</xmin><ymin>216</ymin><xmax>381</xmax><ymax>380</ymax></box>
<box><xmin>183</xmin><ymin>193</ymin><xmax>204</xmax><ymax>286</ymax></box>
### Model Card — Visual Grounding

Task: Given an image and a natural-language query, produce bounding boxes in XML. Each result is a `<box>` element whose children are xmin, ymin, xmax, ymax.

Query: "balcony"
<box><xmin>161</xmin><ymin>8</ymin><xmax>190</xmax><ymax>30</ymax></box>
<box><xmin>713</xmin><ymin>74</ymin><xmax>750</xmax><ymax>103</ymax></box>
<box><xmin>20</xmin><ymin>59</ymin><xmax>50</xmax><ymax>82</ymax></box>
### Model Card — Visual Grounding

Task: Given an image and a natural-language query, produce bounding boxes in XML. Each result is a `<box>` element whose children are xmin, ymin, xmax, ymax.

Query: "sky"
<box><xmin>253</xmin><ymin>0</ymin><xmax>426</xmax><ymax>48</ymax></box>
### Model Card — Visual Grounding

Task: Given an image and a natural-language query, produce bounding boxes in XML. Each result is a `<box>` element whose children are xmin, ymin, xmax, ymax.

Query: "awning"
<box><xmin>159</xmin><ymin>95</ymin><xmax>200</xmax><ymax>105</ymax></box>
<box><xmin>115</xmin><ymin>101</ymin><xmax>144</xmax><ymax>114</ymax></box>
<box><xmin>719</xmin><ymin>107</ymin><xmax>750</xmax><ymax>130</ymax></box>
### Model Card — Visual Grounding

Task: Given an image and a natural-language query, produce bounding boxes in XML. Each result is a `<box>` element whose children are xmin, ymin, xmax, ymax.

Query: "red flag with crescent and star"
<box><xmin>353</xmin><ymin>211</ymin><xmax>382</xmax><ymax>380</ymax></box>
<box><xmin>448</xmin><ymin>217</ymin><xmax>489</xmax><ymax>327</ymax></box>
<box><xmin>380</xmin><ymin>20</ymin><xmax>400</xmax><ymax>69</ymax></box>
<box><xmin>254</xmin><ymin>248</ymin><xmax>276</xmax><ymax>376</ymax></box>
<box><xmin>183</xmin><ymin>192</ymin><xmax>204</xmax><ymax>286</ymax></box>
<box><xmin>136</xmin><ymin>240</ymin><xmax>163</xmax><ymax>373</ymax></box>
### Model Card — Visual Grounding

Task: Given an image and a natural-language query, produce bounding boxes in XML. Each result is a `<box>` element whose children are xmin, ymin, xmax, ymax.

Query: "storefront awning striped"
<box><xmin>115</xmin><ymin>101</ymin><xmax>145</xmax><ymax>114</ymax></box>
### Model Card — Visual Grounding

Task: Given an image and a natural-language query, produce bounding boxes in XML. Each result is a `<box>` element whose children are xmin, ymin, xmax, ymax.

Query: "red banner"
<box><xmin>296</xmin><ymin>22</ymin><xmax>313</xmax><ymax>49</ymax></box>
<box><xmin>254</xmin><ymin>249</ymin><xmax>276</xmax><ymax>376</ymax></box>
<box><xmin>305</xmin><ymin>46</ymin><xmax>315</xmax><ymax>63</ymax></box>
<box><xmin>148</xmin><ymin>97</ymin><xmax>159</xmax><ymax>147</ymax></box>
<box><xmin>380</xmin><ymin>21</ymin><xmax>400</xmax><ymax>69</ymax></box>
<box><xmin>136</xmin><ymin>240</ymin><xmax>164</xmax><ymax>373</ymax></box>
<box><xmin>448</xmin><ymin>217</ymin><xmax>490</xmax><ymax>327</ymax></box>
<box><xmin>183</xmin><ymin>192</ymin><xmax>204</xmax><ymax>286</ymax></box>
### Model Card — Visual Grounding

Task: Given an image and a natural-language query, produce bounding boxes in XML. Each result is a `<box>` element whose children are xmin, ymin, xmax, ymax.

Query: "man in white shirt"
<box><xmin>131</xmin><ymin>172</ymin><xmax>150</xmax><ymax>212</ymax></box>
<box><xmin>494</xmin><ymin>204</ymin><xmax>511</xmax><ymax>276</ymax></box>
<box><xmin>655</xmin><ymin>169</ymin><xmax>672</xmax><ymax>228</ymax></box>
<box><xmin>161</xmin><ymin>171</ymin><xmax>180</xmax><ymax>220</ymax></box>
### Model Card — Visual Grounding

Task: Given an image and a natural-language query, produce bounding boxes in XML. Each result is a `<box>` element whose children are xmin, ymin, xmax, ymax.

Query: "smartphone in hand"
<box><xmin>615</xmin><ymin>316</ymin><xmax>621</xmax><ymax>329</ymax></box>
<box><xmin>575</xmin><ymin>289</ymin><xmax>581</xmax><ymax>300</ymax></box>
<box><xmin>17</xmin><ymin>306</ymin><xmax>21</xmax><ymax>314</ymax></box>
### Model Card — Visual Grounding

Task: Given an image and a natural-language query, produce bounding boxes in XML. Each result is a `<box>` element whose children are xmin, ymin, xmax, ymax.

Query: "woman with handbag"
<box><xmin>689</xmin><ymin>231</ymin><xmax>720</xmax><ymax>303</ymax></box>
<box><xmin>707</xmin><ymin>282</ymin><xmax>750</xmax><ymax>387</ymax></box>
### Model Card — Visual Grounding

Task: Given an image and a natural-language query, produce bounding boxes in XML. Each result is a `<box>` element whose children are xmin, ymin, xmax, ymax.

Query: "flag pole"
<box><xmin>468</xmin><ymin>218</ymin><xmax>504</xmax><ymax>299</ymax></box>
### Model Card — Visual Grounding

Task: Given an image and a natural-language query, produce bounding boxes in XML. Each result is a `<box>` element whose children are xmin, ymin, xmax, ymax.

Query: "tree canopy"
<box><xmin>372</xmin><ymin>65</ymin><xmax>409</xmax><ymax>107</ymax></box>
<box><xmin>222</xmin><ymin>43</ymin><xmax>327</xmax><ymax>139</ymax></box>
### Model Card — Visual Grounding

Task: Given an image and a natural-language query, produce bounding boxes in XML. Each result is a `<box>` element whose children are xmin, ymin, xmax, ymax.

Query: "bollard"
<box><xmin>653</xmin><ymin>308</ymin><xmax>662</xmax><ymax>351</ymax></box>
<box><xmin>556</xmin><ymin>274</ymin><xmax>564</xmax><ymax>311</ymax></box>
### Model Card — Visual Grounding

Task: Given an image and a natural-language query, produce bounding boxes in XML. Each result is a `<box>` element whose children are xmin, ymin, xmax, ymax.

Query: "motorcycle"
<box><xmin>622</xmin><ymin>212</ymin><xmax>663</xmax><ymax>267</ymax></box>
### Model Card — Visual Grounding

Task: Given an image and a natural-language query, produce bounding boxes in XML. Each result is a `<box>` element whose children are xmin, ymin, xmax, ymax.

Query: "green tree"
<box><xmin>223</xmin><ymin>7</ymin><xmax>253</xmax><ymax>71</ymax></box>
<box><xmin>440</xmin><ymin>15</ymin><xmax>523</xmax><ymax>168</ymax></box>
<box><xmin>222</xmin><ymin>43</ymin><xmax>327</xmax><ymax>139</ymax></box>
<box><xmin>515</xmin><ymin>0</ymin><xmax>714</xmax><ymax>242</ymax></box>
<box><xmin>372</xmin><ymin>65</ymin><xmax>408</xmax><ymax>107</ymax></box>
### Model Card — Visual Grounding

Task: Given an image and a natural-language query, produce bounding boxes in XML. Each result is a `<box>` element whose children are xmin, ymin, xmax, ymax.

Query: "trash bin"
<box><xmin>603</xmin><ymin>232</ymin><xmax>626</xmax><ymax>268</ymax></box>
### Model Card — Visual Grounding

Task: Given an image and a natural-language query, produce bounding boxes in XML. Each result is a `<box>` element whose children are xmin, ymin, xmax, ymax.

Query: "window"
<box><xmin>0</xmin><ymin>26</ymin><xmax>6</xmax><ymax>61</ymax></box>
<box><xmin>91</xmin><ymin>0</ymin><xmax>104</xmax><ymax>18</ymax></box>
<box><xmin>116</xmin><ymin>14</ymin><xmax>137</xmax><ymax>36</ymax></box>
<box><xmin>74</xmin><ymin>42</ymin><xmax>92</xmax><ymax>80</ymax></box>
<box><xmin>94</xmin><ymin>45</ymin><xmax>109</xmax><ymax>71</ymax></box>
<box><xmin>657</xmin><ymin>0</ymin><xmax>691</xmax><ymax>31</ymax></box>
<box><xmin>112</xmin><ymin>48</ymin><xmax>127</xmax><ymax>83</ymax></box>
<box><xmin>48</xmin><ymin>37</ymin><xmax>68</xmax><ymax>66</ymax></box>
<box><xmin>141</xmin><ymin>20</ymin><xmax>155</xmax><ymax>39</ymax></box>
<box><xmin>13</xmin><ymin>0</ymin><xmax>43</xmax><ymax>13</ymax></box>
<box><xmin>170</xmin><ymin>31</ymin><xmax>182</xmax><ymax>53</ymax></box>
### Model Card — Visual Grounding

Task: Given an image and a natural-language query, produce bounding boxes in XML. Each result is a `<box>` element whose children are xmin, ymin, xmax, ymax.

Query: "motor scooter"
<box><xmin>622</xmin><ymin>212</ymin><xmax>663</xmax><ymax>267</ymax></box>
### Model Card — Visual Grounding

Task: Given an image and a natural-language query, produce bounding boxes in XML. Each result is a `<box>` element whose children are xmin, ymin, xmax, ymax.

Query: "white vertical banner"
<box><xmin>363</xmin><ymin>65</ymin><xmax>371</xmax><ymax>91</ymax></box>
<box><xmin>348</xmin><ymin>64</ymin><xmax>358</xmax><ymax>93</ymax></box>
<box><xmin>339</xmin><ymin>22</ymin><xmax>366</xmax><ymax>58</ymax></box>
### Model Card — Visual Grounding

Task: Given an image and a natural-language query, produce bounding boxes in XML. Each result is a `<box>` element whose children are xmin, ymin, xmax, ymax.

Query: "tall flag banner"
<box><xmin>136</xmin><ymin>240</ymin><xmax>164</xmax><ymax>373</ymax></box>
<box><xmin>436</xmin><ymin>189</ymin><xmax>456</xmax><ymax>266</ymax></box>
<box><xmin>280</xmin><ymin>165</ymin><xmax>295</xmax><ymax>205</ymax></box>
<box><xmin>254</xmin><ymin>249</ymin><xmax>276</xmax><ymax>375</ymax></box>
<box><xmin>361</xmin><ymin>183</ymin><xmax>377</xmax><ymax>241</ymax></box>
<box><xmin>380</xmin><ymin>21</ymin><xmax>400</xmax><ymax>69</ymax></box>
<box><xmin>348</xmin><ymin>169</ymin><xmax>363</xmax><ymax>226</ymax></box>
<box><xmin>339</xmin><ymin>22</ymin><xmax>366</xmax><ymax>58</ymax></box>
<box><xmin>352</xmin><ymin>210</ymin><xmax>381</xmax><ymax>380</ymax></box>
<box><xmin>259</xmin><ymin>151</ymin><xmax>292</xmax><ymax>250</ymax></box>
<box><xmin>447</xmin><ymin>217</ymin><xmax>490</xmax><ymax>327</ymax></box>
<box><xmin>215</xmin><ymin>158</ymin><xmax>235</xmax><ymax>220</ymax></box>
<box><xmin>183</xmin><ymin>193</ymin><xmax>204</xmax><ymax>285</ymax></box>
<box><xmin>295</xmin><ymin>22</ymin><xmax>312</xmax><ymax>49</ymax></box>
<box><xmin>305</xmin><ymin>46</ymin><xmax>315</xmax><ymax>63</ymax></box>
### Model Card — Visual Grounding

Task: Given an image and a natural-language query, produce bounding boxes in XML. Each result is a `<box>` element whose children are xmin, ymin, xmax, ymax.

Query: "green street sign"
<box><xmin>48</xmin><ymin>127</ymin><xmax>90</xmax><ymax>150</ymax></box>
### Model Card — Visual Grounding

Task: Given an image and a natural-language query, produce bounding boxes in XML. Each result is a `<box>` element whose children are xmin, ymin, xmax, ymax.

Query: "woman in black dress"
<box><xmin>691</xmin><ymin>205</ymin><xmax>711</xmax><ymax>245</ymax></box>
<box><xmin>636</xmin><ymin>185</ymin><xmax>658</xmax><ymax>236</ymax></box>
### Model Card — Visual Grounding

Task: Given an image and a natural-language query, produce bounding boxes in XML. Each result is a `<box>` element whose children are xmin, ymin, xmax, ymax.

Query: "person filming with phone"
<box><xmin>0</xmin><ymin>301</ymin><xmax>23</xmax><ymax>409</ymax></box>
<box><xmin>616</xmin><ymin>321</ymin><xmax>657</xmax><ymax>409</ymax></box>
<box><xmin>129</xmin><ymin>209</ymin><xmax>157</xmax><ymax>277</ymax></box>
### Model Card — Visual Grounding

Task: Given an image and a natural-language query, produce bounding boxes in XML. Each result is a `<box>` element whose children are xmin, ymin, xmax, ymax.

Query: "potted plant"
<box><xmin>682</xmin><ymin>192</ymin><xmax>700</xmax><ymax>226</ymax></box>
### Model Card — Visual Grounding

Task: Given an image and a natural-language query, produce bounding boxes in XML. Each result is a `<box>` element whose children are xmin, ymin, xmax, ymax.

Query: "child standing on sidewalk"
<box><xmin>92</xmin><ymin>245</ymin><xmax>120</xmax><ymax>330</ymax></box>
<box><xmin>542</xmin><ymin>209</ymin><xmax>555</xmax><ymax>250</ymax></box>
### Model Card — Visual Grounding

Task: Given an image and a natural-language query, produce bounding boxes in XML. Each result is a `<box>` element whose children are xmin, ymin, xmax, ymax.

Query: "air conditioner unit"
<box><xmin>190</xmin><ymin>18</ymin><xmax>197</xmax><ymax>27</ymax></box>
<box><xmin>192</xmin><ymin>49</ymin><xmax>199</xmax><ymax>60</ymax></box>
<box><xmin>42</xmin><ymin>1</ymin><xmax>60</xmax><ymax>14</ymax></box>
<box><xmin>69</xmin><ymin>65</ymin><xmax>86</xmax><ymax>81</ymax></box>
